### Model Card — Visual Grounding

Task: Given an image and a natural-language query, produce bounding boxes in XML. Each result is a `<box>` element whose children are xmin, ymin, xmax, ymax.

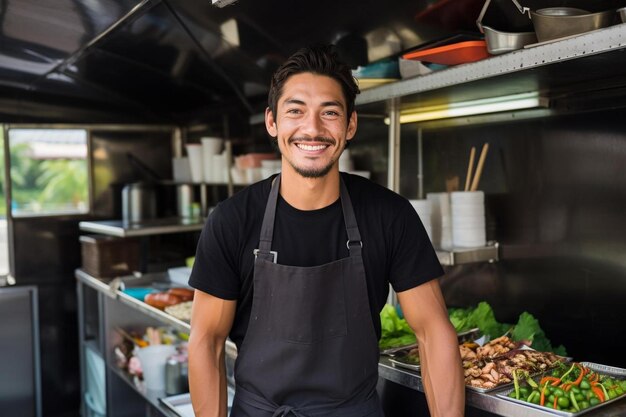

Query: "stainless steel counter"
<box><xmin>78</xmin><ymin>218</ymin><xmax>205</xmax><ymax>238</ymax></box>
<box><xmin>76</xmin><ymin>270</ymin><xmax>626</xmax><ymax>417</ymax></box>
<box><xmin>379</xmin><ymin>356</ymin><xmax>626</xmax><ymax>417</ymax></box>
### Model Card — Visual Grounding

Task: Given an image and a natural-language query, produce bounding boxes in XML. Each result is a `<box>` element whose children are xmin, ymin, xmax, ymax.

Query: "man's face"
<box><xmin>265</xmin><ymin>72</ymin><xmax>357</xmax><ymax>179</ymax></box>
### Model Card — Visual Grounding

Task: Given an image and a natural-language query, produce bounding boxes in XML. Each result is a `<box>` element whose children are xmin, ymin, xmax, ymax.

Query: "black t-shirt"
<box><xmin>189</xmin><ymin>173</ymin><xmax>444</xmax><ymax>350</ymax></box>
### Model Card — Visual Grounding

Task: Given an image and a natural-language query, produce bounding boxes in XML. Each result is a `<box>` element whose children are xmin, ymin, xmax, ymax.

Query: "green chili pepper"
<box><xmin>559</xmin><ymin>363</ymin><xmax>577</xmax><ymax>382</ymax></box>
<box><xmin>570</xmin><ymin>390</ymin><xmax>580</xmax><ymax>411</ymax></box>
<box><xmin>599</xmin><ymin>383</ymin><xmax>610</xmax><ymax>401</ymax></box>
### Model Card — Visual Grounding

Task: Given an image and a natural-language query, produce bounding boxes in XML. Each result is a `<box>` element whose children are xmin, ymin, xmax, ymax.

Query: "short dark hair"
<box><xmin>267</xmin><ymin>45</ymin><xmax>360</xmax><ymax>121</ymax></box>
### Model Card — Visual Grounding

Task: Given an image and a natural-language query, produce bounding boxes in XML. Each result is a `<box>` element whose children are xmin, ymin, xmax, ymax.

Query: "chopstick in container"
<box><xmin>464</xmin><ymin>146</ymin><xmax>476</xmax><ymax>192</ymax></box>
<box><xmin>470</xmin><ymin>143</ymin><xmax>489</xmax><ymax>192</ymax></box>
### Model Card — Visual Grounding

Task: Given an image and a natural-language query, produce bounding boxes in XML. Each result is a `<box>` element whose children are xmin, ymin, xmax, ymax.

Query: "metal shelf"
<box><xmin>79</xmin><ymin>218</ymin><xmax>205</xmax><ymax>237</ymax></box>
<box><xmin>436</xmin><ymin>241</ymin><xmax>499</xmax><ymax>266</ymax></box>
<box><xmin>356</xmin><ymin>24</ymin><xmax>626</xmax><ymax>112</ymax></box>
<box><xmin>107</xmin><ymin>363</ymin><xmax>180</xmax><ymax>417</ymax></box>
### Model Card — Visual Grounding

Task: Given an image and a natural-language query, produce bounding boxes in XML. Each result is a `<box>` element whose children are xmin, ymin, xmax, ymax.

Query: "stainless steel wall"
<box><xmin>395</xmin><ymin>108</ymin><xmax>626</xmax><ymax>368</ymax></box>
<box><xmin>9</xmin><ymin>126</ymin><xmax>176</xmax><ymax>417</ymax></box>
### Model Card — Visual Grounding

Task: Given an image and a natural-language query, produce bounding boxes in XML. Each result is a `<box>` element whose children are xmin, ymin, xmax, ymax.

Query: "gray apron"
<box><xmin>230</xmin><ymin>174</ymin><xmax>384</xmax><ymax>417</ymax></box>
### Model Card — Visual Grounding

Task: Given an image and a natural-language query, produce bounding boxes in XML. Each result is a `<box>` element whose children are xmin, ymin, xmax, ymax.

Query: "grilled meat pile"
<box><xmin>460</xmin><ymin>336</ymin><xmax>563</xmax><ymax>389</ymax></box>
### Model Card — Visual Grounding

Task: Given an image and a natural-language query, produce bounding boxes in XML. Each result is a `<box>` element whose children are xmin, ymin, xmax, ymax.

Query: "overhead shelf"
<box><xmin>356</xmin><ymin>24</ymin><xmax>626</xmax><ymax>112</ymax></box>
<box><xmin>436</xmin><ymin>241</ymin><xmax>499</xmax><ymax>266</ymax></box>
<box><xmin>79</xmin><ymin>218</ymin><xmax>205</xmax><ymax>237</ymax></box>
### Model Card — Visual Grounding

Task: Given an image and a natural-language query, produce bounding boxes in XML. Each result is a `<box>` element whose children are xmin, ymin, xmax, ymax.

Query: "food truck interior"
<box><xmin>1</xmin><ymin>0</ymin><xmax>626</xmax><ymax>416</ymax></box>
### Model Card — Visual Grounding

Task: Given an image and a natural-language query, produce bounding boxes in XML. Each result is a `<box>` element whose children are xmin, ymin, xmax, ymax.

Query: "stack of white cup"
<box><xmin>201</xmin><ymin>137</ymin><xmax>224</xmax><ymax>183</ymax></box>
<box><xmin>185</xmin><ymin>144</ymin><xmax>203</xmax><ymax>183</ymax></box>
<box><xmin>426</xmin><ymin>192</ymin><xmax>452</xmax><ymax>249</ymax></box>
<box><xmin>451</xmin><ymin>191</ymin><xmax>486</xmax><ymax>248</ymax></box>
<box><xmin>409</xmin><ymin>199</ymin><xmax>432</xmax><ymax>241</ymax></box>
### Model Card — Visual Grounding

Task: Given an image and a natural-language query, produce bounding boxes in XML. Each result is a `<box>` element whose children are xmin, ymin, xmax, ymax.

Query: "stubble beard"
<box><xmin>282</xmin><ymin>136</ymin><xmax>342</xmax><ymax>179</ymax></box>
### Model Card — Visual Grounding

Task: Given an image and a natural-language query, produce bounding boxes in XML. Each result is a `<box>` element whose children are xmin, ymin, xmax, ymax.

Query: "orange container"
<box><xmin>402</xmin><ymin>41</ymin><xmax>489</xmax><ymax>66</ymax></box>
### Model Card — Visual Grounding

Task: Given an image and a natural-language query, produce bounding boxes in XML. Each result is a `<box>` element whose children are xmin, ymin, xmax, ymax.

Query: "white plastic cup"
<box><xmin>185</xmin><ymin>144</ymin><xmax>203</xmax><ymax>183</ymax></box>
<box><xmin>211</xmin><ymin>153</ymin><xmax>227</xmax><ymax>183</ymax></box>
<box><xmin>427</xmin><ymin>192</ymin><xmax>451</xmax><ymax>248</ymax></box>
<box><xmin>451</xmin><ymin>191</ymin><xmax>484</xmax><ymax>204</ymax></box>
<box><xmin>201</xmin><ymin>137</ymin><xmax>223</xmax><ymax>155</ymax></box>
<box><xmin>230</xmin><ymin>166</ymin><xmax>246</xmax><ymax>184</ymax></box>
<box><xmin>135</xmin><ymin>344</ymin><xmax>177</xmax><ymax>391</ymax></box>
<box><xmin>172</xmin><ymin>157</ymin><xmax>191</xmax><ymax>182</ymax></box>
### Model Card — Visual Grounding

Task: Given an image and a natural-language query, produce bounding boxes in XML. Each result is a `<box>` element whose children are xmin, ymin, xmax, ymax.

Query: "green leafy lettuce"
<box><xmin>379</xmin><ymin>304</ymin><xmax>416</xmax><ymax>349</ymax></box>
<box><xmin>512</xmin><ymin>311</ymin><xmax>567</xmax><ymax>356</ymax></box>
<box><xmin>448</xmin><ymin>302</ymin><xmax>567</xmax><ymax>355</ymax></box>
<box><xmin>449</xmin><ymin>301</ymin><xmax>511</xmax><ymax>340</ymax></box>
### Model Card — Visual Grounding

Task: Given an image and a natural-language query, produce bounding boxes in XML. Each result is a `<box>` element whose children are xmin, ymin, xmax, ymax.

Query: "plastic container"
<box><xmin>168</xmin><ymin>267</ymin><xmax>192</xmax><ymax>288</ymax></box>
<box><xmin>135</xmin><ymin>344</ymin><xmax>177</xmax><ymax>391</ymax></box>
<box><xmin>402</xmin><ymin>41</ymin><xmax>489</xmax><ymax>65</ymax></box>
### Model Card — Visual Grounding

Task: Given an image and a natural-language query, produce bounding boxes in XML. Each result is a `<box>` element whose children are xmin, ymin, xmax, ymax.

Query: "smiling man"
<box><xmin>188</xmin><ymin>45</ymin><xmax>464</xmax><ymax>417</ymax></box>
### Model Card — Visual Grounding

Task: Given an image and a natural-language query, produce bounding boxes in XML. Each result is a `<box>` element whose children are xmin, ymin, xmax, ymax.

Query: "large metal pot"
<box><xmin>618</xmin><ymin>6</ymin><xmax>626</xmax><ymax>23</ymax></box>
<box><xmin>477</xmin><ymin>0</ymin><xmax>537</xmax><ymax>54</ymax></box>
<box><xmin>530</xmin><ymin>7</ymin><xmax>615</xmax><ymax>42</ymax></box>
<box><xmin>122</xmin><ymin>182</ymin><xmax>157</xmax><ymax>224</ymax></box>
<box><xmin>481</xmin><ymin>25</ymin><xmax>537</xmax><ymax>54</ymax></box>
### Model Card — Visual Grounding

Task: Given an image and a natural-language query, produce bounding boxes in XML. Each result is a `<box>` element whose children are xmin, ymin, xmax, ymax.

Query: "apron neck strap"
<box><xmin>258</xmin><ymin>173</ymin><xmax>363</xmax><ymax>258</ymax></box>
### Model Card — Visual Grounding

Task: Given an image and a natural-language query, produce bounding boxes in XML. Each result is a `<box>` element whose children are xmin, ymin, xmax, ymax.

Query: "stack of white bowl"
<box><xmin>426</xmin><ymin>192</ymin><xmax>452</xmax><ymax>249</ymax></box>
<box><xmin>451</xmin><ymin>191</ymin><xmax>486</xmax><ymax>248</ymax></box>
<box><xmin>409</xmin><ymin>199</ymin><xmax>432</xmax><ymax>241</ymax></box>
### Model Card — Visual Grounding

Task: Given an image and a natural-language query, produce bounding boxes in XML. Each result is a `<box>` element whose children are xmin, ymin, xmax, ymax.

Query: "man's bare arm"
<box><xmin>188</xmin><ymin>290</ymin><xmax>236</xmax><ymax>417</ymax></box>
<box><xmin>398</xmin><ymin>279</ymin><xmax>465</xmax><ymax>417</ymax></box>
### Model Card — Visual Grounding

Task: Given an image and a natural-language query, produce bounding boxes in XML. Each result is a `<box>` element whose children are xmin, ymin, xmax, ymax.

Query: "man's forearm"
<box><xmin>189</xmin><ymin>338</ymin><xmax>228</xmax><ymax>417</ymax></box>
<box><xmin>418</xmin><ymin>326</ymin><xmax>465</xmax><ymax>417</ymax></box>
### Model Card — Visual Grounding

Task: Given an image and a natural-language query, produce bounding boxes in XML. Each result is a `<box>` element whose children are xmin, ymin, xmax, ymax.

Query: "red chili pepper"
<box><xmin>554</xmin><ymin>396</ymin><xmax>559</xmax><ymax>409</ymax></box>
<box><xmin>592</xmin><ymin>386</ymin><xmax>605</xmax><ymax>402</ymax></box>
<box><xmin>573</xmin><ymin>364</ymin><xmax>585</xmax><ymax>386</ymax></box>
<box><xmin>541</xmin><ymin>376</ymin><xmax>560</xmax><ymax>386</ymax></box>
<box><xmin>540</xmin><ymin>383</ymin><xmax>548</xmax><ymax>406</ymax></box>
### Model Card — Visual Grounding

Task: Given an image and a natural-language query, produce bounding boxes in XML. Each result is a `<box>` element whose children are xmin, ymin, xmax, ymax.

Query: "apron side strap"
<box><xmin>259</xmin><ymin>174</ymin><xmax>281</xmax><ymax>252</ymax></box>
<box><xmin>339</xmin><ymin>177</ymin><xmax>362</xmax><ymax>257</ymax></box>
<box><xmin>339</xmin><ymin>177</ymin><xmax>362</xmax><ymax>243</ymax></box>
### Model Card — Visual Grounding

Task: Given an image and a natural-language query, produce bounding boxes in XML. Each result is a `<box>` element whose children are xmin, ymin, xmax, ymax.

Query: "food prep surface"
<box><xmin>76</xmin><ymin>269</ymin><xmax>626</xmax><ymax>417</ymax></box>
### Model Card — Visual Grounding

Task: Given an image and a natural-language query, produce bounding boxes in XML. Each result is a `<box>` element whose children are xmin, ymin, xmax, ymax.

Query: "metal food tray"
<box><xmin>380</xmin><ymin>327</ymin><xmax>480</xmax><ymax>355</ymax></box>
<box><xmin>580</xmin><ymin>362</ymin><xmax>626</xmax><ymax>377</ymax></box>
<box><xmin>466</xmin><ymin>379</ymin><xmax>516</xmax><ymax>393</ymax></box>
<box><xmin>160</xmin><ymin>393</ymin><xmax>195</xmax><ymax>417</ymax></box>
<box><xmin>465</xmin><ymin>349</ymin><xmax>570</xmax><ymax>394</ymax></box>
<box><xmin>388</xmin><ymin>347</ymin><xmax>421</xmax><ymax>372</ymax></box>
<box><xmin>495</xmin><ymin>363</ymin><xmax>626</xmax><ymax>417</ymax></box>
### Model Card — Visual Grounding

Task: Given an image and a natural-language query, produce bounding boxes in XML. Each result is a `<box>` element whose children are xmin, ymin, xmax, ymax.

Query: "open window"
<box><xmin>6</xmin><ymin>128</ymin><xmax>89</xmax><ymax>217</ymax></box>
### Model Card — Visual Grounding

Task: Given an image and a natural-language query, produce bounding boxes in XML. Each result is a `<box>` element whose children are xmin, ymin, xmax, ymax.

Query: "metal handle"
<box><xmin>510</xmin><ymin>0</ymin><xmax>531</xmax><ymax>17</ymax></box>
<box><xmin>476</xmin><ymin>0</ymin><xmax>532</xmax><ymax>33</ymax></box>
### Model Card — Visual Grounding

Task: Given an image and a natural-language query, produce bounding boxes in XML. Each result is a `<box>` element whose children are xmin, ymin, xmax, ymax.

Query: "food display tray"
<box><xmin>380</xmin><ymin>327</ymin><xmax>480</xmax><ymax>355</ymax></box>
<box><xmin>465</xmin><ymin>349</ymin><xmax>571</xmax><ymax>394</ymax></box>
<box><xmin>388</xmin><ymin>347</ymin><xmax>421</xmax><ymax>372</ymax></box>
<box><xmin>495</xmin><ymin>362</ymin><xmax>626</xmax><ymax>416</ymax></box>
<box><xmin>160</xmin><ymin>393</ymin><xmax>195</xmax><ymax>417</ymax></box>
